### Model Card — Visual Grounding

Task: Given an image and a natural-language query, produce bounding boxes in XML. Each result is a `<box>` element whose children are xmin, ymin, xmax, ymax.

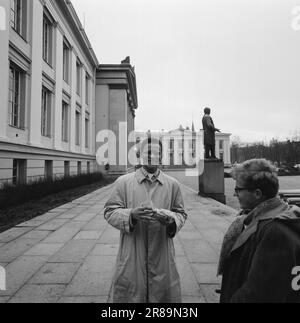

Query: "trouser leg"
<box><xmin>205</xmin><ymin>145</ymin><xmax>210</xmax><ymax>159</ymax></box>
<box><xmin>211</xmin><ymin>144</ymin><xmax>216</xmax><ymax>159</ymax></box>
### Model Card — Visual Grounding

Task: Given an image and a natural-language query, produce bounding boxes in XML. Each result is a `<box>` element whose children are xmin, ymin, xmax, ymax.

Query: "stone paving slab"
<box><xmin>15</xmin><ymin>220</ymin><xmax>48</xmax><ymax>228</ymax></box>
<box><xmin>192</xmin><ymin>263</ymin><xmax>222</xmax><ymax>285</ymax></box>
<box><xmin>0</xmin><ymin>239</ymin><xmax>45</xmax><ymax>263</ymax></box>
<box><xmin>42</xmin><ymin>228</ymin><xmax>82</xmax><ymax>244</ymax></box>
<box><xmin>8</xmin><ymin>284</ymin><xmax>66</xmax><ymax>303</ymax></box>
<box><xmin>34</xmin><ymin>213</ymin><xmax>62</xmax><ymax>222</ymax></box>
<box><xmin>177</xmin><ymin>256</ymin><xmax>202</xmax><ymax>297</ymax></box>
<box><xmin>63</xmin><ymin>256</ymin><xmax>116</xmax><ymax>297</ymax></box>
<box><xmin>29</xmin><ymin>263</ymin><xmax>81</xmax><ymax>285</ymax></box>
<box><xmin>200</xmin><ymin>284</ymin><xmax>221</xmax><ymax>303</ymax></box>
<box><xmin>180</xmin><ymin>239</ymin><xmax>219</xmax><ymax>263</ymax></box>
<box><xmin>90</xmin><ymin>244</ymin><xmax>119</xmax><ymax>256</ymax></box>
<box><xmin>48</xmin><ymin>240</ymin><xmax>96</xmax><ymax>263</ymax></box>
<box><xmin>21</xmin><ymin>230</ymin><xmax>51</xmax><ymax>240</ymax></box>
<box><xmin>0</xmin><ymin>256</ymin><xmax>48</xmax><ymax>297</ymax></box>
<box><xmin>73</xmin><ymin>231</ymin><xmax>102</xmax><ymax>240</ymax></box>
<box><xmin>0</xmin><ymin>176</ymin><xmax>236</xmax><ymax>303</ymax></box>
<box><xmin>24</xmin><ymin>243</ymin><xmax>65</xmax><ymax>257</ymax></box>
<box><xmin>0</xmin><ymin>227</ymin><xmax>33</xmax><ymax>243</ymax></box>
<box><xmin>37</xmin><ymin>219</ymin><xmax>70</xmax><ymax>231</ymax></box>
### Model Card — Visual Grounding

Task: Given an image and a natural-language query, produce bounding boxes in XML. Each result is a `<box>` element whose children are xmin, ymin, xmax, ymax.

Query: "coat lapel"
<box><xmin>230</xmin><ymin>198</ymin><xmax>287</xmax><ymax>254</ymax></box>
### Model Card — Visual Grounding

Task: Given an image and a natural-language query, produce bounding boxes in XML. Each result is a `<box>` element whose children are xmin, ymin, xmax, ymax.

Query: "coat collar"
<box><xmin>135</xmin><ymin>167</ymin><xmax>164</xmax><ymax>185</ymax></box>
<box><xmin>230</xmin><ymin>197</ymin><xmax>288</xmax><ymax>253</ymax></box>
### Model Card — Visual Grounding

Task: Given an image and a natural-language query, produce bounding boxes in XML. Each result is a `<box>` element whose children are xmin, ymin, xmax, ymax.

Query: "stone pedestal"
<box><xmin>199</xmin><ymin>159</ymin><xmax>226</xmax><ymax>204</ymax></box>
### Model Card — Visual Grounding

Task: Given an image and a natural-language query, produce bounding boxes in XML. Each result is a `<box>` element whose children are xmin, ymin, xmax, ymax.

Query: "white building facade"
<box><xmin>135</xmin><ymin>127</ymin><xmax>231</xmax><ymax>168</ymax></box>
<box><xmin>0</xmin><ymin>0</ymin><xmax>99</xmax><ymax>185</ymax></box>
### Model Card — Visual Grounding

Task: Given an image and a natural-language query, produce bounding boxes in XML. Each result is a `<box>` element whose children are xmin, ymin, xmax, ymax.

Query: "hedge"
<box><xmin>0</xmin><ymin>172</ymin><xmax>105</xmax><ymax>210</ymax></box>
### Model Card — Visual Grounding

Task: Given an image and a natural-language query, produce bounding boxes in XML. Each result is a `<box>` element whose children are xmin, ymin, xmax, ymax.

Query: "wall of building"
<box><xmin>95</xmin><ymin>64</ymin><xmax>138</xmax><ymax>175</ymax></box>
<box><xmin>0</xmin><ymin>0</ymin><xmax>98</xmax><ymax>186</ymax></box>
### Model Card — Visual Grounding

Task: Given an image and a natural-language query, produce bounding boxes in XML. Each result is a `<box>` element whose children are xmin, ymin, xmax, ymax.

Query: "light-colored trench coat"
<box><xmin>104</xmin><ymin>169</ymin><xmax>187</xmax><ymax>303</ymax></box>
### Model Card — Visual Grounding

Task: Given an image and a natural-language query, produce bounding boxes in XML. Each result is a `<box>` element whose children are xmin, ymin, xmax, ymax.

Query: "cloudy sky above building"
<box><xmin>72</xmin><ymin>0</ymin><xmax>300</xmax><ymax>143</ymax></box>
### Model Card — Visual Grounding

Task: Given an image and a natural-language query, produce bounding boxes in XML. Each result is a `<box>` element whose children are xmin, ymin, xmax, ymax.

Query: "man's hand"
<box><xmin>153</xmin><ymin>209</ymin><xmax>175</xmax><ymax>226</ymax></box>
<box><xmin>130</xmin><ymin>207</ymin><xmax>155</xmax><ymax>222</ymax></box>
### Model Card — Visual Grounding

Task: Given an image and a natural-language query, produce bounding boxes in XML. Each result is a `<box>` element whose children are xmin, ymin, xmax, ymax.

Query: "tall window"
<box><xmin>64</xmin><ymin>161</ymin><xmax>70</xmax><ymax>177</ymax></box>
<box><xmin>63</xmin><ymin>41</ymin><xmax>70</xmax><ymax>83</ymax></box>
<box><xmin>10</xmin><ymin>0</ymin><xmax>26</xmax><ymax>38</ymax></box>
<box><xmin>85</xmin><ymin>73</ymin><xmax>89</xmax><ymax>105</ymax></box>
<box><xmin>77</xmin><ymin>161</ymin><xmax>82</xmax><ymax>175</ymax></box>
<box><xmin>9</xmin><ymin>63</ymin><xmax>25</xmax><ymax>129</ymax></box>
<box><xmin>43</xmin><ymin>13</ymin><xmax>53</xmax><ymax>65</ymax></box>
<box><xmin>219</xmin><ymin>140</ymin><xmax>224</xmax><ymax>150</ymax></box>
<box><xmin>75</xmin><ymin>109</ymin><xmax>81</xmax><ymax>146</ymax></box>
<box><xmin>45</xmin><ymin>160</ymin><xmax>53</xmax><ymax>180</ymax></box>
<box><xmin>12</xmin><ymin>159</ymin><xmax>27</xmax><ymax>185</ymax></box>
<box><xmin>76</xmin><ymin>60</ymin><xmax>81</xmax><ymax>95</ymax></box>
<box><xmin>85</xmin><ymin>116</ymin><xmax>89</xmax><ymax>148</ymax></box>
<box><xmin>41</xmin><ymin>87</ymin><xmax>52</xmax><ymax>137</ymax></box>
<box><xmin>62</xmin><ymin>102</ymin><xmax>69</xmax><ymax>142</ymax></box>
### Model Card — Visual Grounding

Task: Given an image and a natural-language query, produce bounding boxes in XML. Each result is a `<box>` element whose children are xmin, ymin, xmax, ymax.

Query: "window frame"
<box><xmin>8</xmin><ymin>63</ymin><xmax>26</xmax><ymax>130</ymax></box>
<box><xmin>10</xmin><ymin>0</ymin><xmax>27</xmax><ymax>39</ymax></box>
<box><xmin>85</xmin><ymin>114</ymin><xmax>90</xmax><ymax>148</ymax></box>
<box><xmin>42</xmin><ymin>12</ymin><xmax>53</xmax><ymax>66</ymax></box>
<box><xmin>12</xmin><ymin>159</ymin><xmax>27</xmax><ymax>185</ymax></box>
<box><xmin>63</xmin><ymin>40</ymin><xmax>70</xmax><ymax>83</ymax></box>
<box><xmin>76</xmin><ymin>59</ymin><xmax>82</xmax><ymax>96</ymax></box>
<box><xmin>41</xmin><ymin>86</ymin><xmax>52</xmax><ymax>138</ymax></box>
<box><xmin>62</xmin><ymin>101</ymin><xmax>69</xmax><ymax>143</ymax></box>
<box><xmin>75</xmin><ymin>107</ymin><xmax>81</xmax><ymax>146</ymax></box>
<box><xmin>85</xmin><ymin>73</ymin><xmax>90</xmax><ymax>105</ymax></box>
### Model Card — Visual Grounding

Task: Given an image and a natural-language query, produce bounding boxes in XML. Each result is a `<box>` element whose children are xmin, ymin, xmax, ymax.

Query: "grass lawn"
<box><xmin>0</xmin><ymin>178</ymin><xmax>115</xmax><ymax>234</ymax></box>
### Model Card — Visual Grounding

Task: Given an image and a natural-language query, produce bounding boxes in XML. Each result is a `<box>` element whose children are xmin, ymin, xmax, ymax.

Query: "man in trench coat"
<box><xmin>104</xmin><ymin>138</ymin><xmax>187</xmax><ymax>303</ymax></box>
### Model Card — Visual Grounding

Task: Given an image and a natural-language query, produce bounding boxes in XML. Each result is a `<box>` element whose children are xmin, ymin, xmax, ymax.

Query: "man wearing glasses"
<box><xmin>218</xmin><ymin>159</ymin><xmax>300</xmax><ymax>303</ymax></box>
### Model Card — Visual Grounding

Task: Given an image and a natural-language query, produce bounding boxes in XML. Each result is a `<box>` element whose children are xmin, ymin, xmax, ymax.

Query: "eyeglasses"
<box><xmin>234</xmin><ymin>186</ymin><xmax>251</xmax><ymax>195</ymax></box>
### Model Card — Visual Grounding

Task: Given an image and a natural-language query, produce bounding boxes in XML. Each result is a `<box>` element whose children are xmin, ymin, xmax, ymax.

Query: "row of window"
<box><xmin>12</xmin><ymin>159</ymin><xmax>91</xmax><ymax>186</ymax></box>
<box><xmin>9</xmin><ymin>62</ymin><xmax>90</xmax><ymax>148</ymax></box>
<box><xmin>43</xmin><ymin>7</ymin><xmax>91</xmax><ymax>103</ymax></box>
<box><xmin>10</xmin><ymin>1</ymin><xmax>91</xmax><ymax>103</ymax></box>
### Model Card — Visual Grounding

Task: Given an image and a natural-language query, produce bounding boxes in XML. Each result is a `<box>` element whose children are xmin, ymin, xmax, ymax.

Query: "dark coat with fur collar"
<box><xmin>219</xmin><ymin>198</ymin><xmax>300</xmax><ymax>303</ymax></box>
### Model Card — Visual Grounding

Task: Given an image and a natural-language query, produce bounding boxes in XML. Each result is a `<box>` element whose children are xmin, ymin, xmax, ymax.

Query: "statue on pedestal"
<box><xmin>202</xmin><ymin>107</ymin><xmax>221</xmax><ymax>160</ymax></box>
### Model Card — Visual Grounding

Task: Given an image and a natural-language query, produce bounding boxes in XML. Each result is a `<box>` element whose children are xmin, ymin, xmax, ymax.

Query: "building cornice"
<box><xmin>97</xmin><ymin>64</ymin><xmax>138</xmax><ymax>110</ymax></box>
<box><xmin>53</xmin><ymin>0</ymin><xmax>99</xmax><ymax>68</ymax></box>
<box><xmin>0</xmin><ymin>141</ymin><xmax>96</xmax><ymax>161</ymax></box>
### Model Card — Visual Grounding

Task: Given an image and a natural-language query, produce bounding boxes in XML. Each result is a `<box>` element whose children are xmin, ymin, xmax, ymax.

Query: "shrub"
<box><xmin>0</xmin><ymin>172</ymin><xmax>105</xmax><ymax>210</ymax></box>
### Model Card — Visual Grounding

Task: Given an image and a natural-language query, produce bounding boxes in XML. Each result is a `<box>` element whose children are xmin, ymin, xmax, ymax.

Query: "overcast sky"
<box><xmin>72</xmin><ymin>0</ymin><xmax>300</xmax><ymax>143</ymax></box>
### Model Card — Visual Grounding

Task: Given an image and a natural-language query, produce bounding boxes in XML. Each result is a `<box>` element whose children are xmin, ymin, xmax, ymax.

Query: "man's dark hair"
<box><xmin>204</xmin><ymin>107</ymin><xmax>211</xmax><ymax>115</ymax></box>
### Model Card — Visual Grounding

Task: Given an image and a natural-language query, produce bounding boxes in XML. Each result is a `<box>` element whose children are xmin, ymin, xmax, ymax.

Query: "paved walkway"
<box><xmin>0</xmin><ymin>179</ymin><xmax>237</xmax><ymax>303</ymax></box>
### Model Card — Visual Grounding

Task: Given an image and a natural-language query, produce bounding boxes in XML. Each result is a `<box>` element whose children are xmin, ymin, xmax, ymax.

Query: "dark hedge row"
<box><xmin>0</xmin><ymin>172</ymin><xmax>105</xmax><ymax>210</ymax></box>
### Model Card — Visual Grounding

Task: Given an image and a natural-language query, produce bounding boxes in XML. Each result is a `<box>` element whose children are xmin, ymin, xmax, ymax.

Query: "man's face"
<box><xmin>234</xmin><ymin>178</ymin><xmax>262</xmax><ymax>210</ymax></box>
<box><xmin>141</xmin><ymin>142</ymin><xmax>161</xmax><ymax>172</ymax></box>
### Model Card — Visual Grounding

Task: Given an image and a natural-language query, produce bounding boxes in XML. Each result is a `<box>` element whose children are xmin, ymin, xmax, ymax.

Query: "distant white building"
<box><xmin>135</xmin><ymin>126</ymin><xmax>231</xmax><ymax>168</ymax></box>
<box><xmin>0</xmin><ymin>0</ymin><xmax>138</xmax><ymax>186</ymax></box>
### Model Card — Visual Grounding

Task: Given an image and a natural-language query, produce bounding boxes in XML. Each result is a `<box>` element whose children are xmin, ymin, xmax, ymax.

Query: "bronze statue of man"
<box><xmin>202</xmin><ymin>107</ymin><xmax>221</xmax><ymax>159</ymax></box>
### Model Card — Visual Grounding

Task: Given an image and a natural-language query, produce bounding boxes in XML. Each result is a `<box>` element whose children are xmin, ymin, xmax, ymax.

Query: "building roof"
<box><xmin>55</xmin><ymin>0</ymin><xmax>99</xmax><ymax>67</ymax></box>
<box><xmin>97</xmin><ymin>60</ymin><xmax>138</xmax><ymax>110</ymax></box>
